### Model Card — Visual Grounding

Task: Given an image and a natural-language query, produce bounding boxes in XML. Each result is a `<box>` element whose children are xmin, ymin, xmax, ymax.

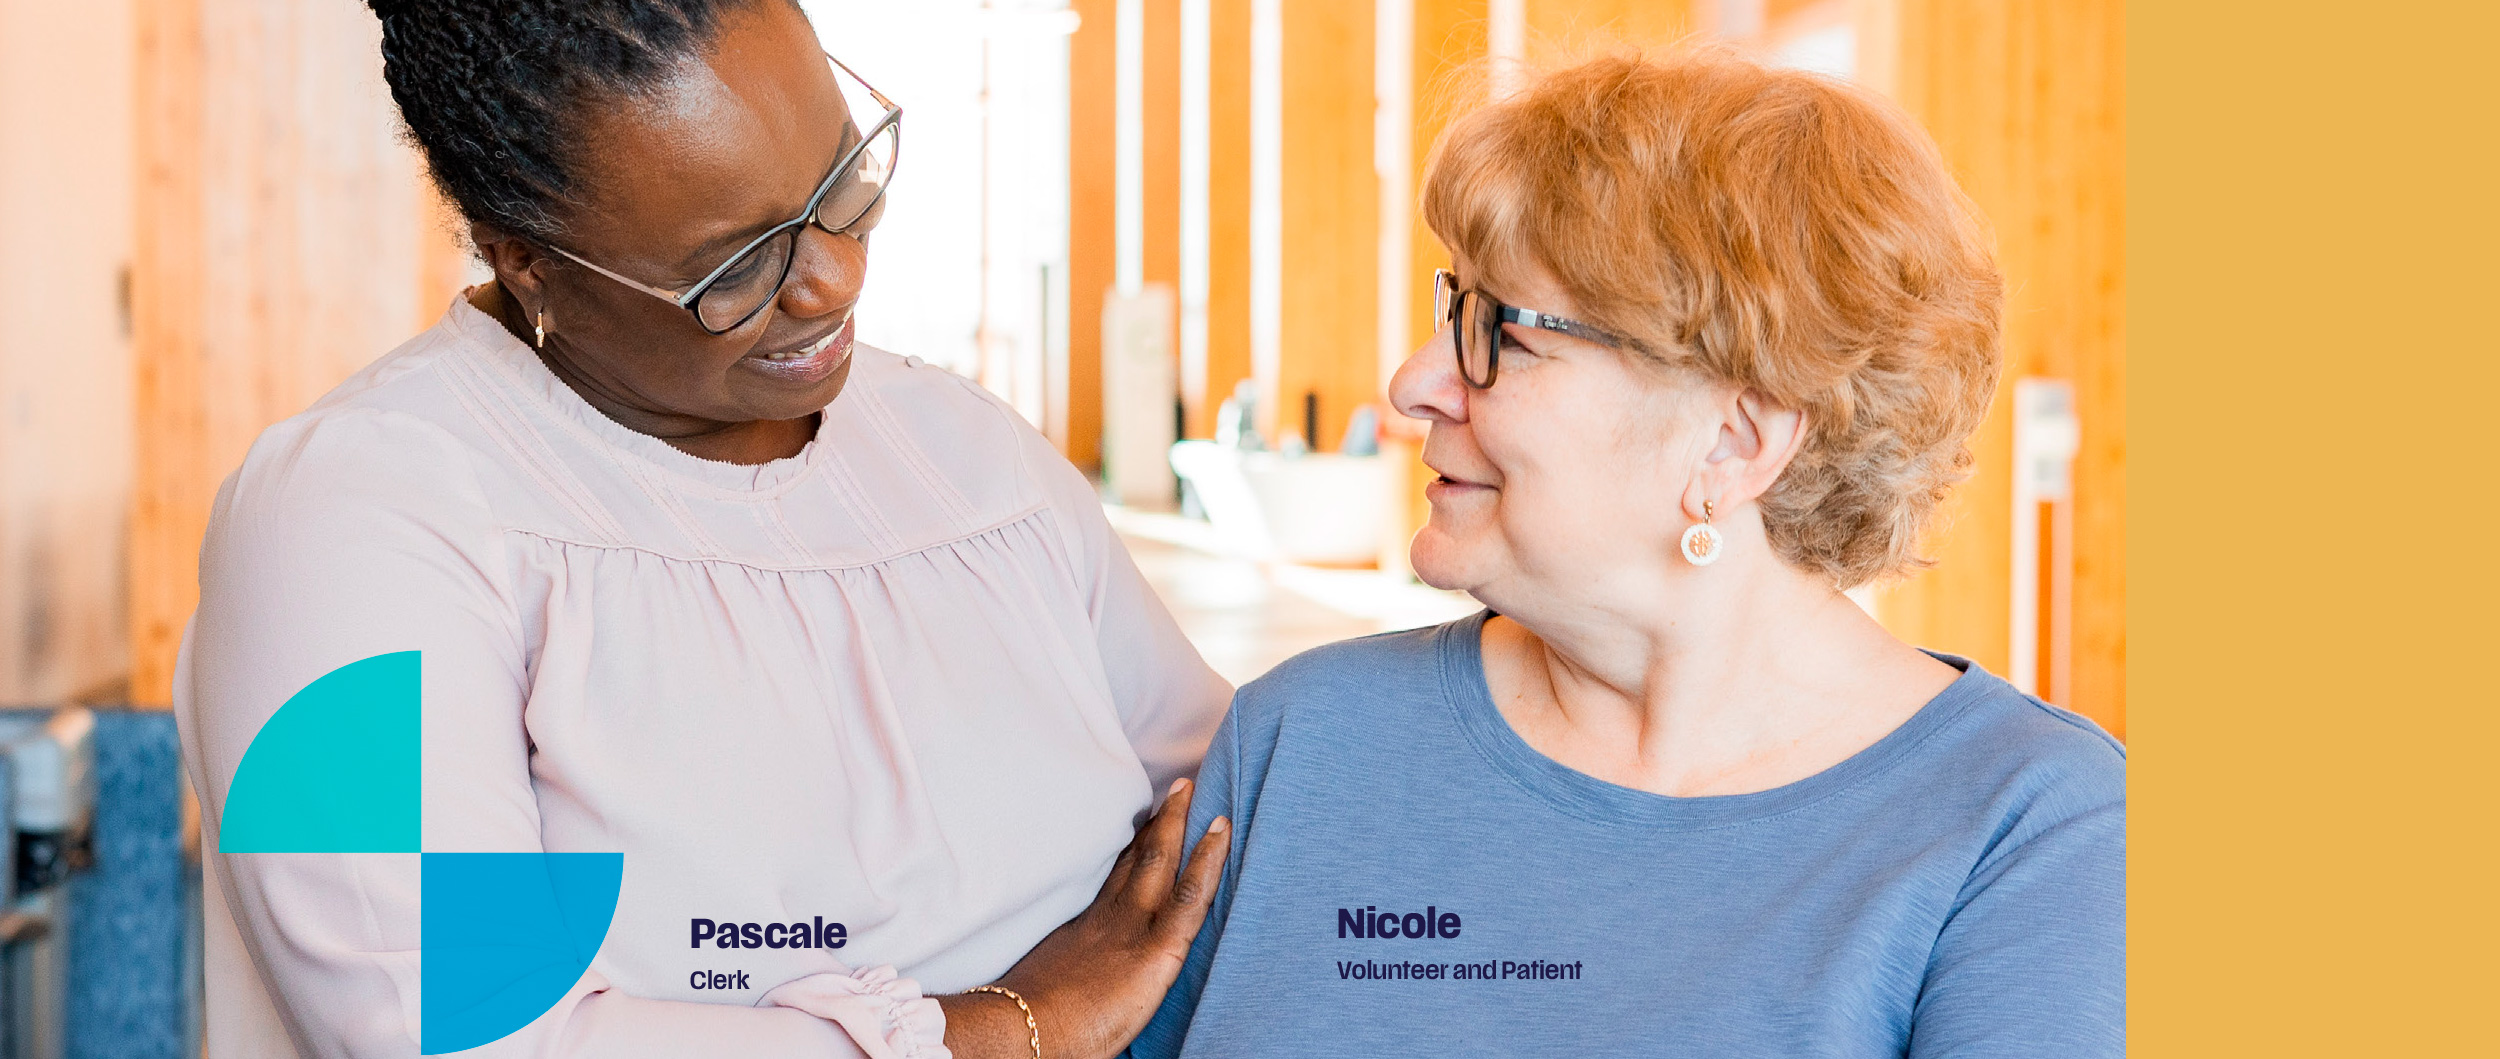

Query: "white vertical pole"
<box><xmin>1376</xmin><ymin>0</ymin><xmax>1412</xmax><ymax>389</ymax></box>
<box><xmin>1486</xmin><ymin>0</ymin><xmax>1524</xmax><ymax>96</ymax></box>
<box><xmin>2012</xmin><ymin>377</ymin><xmax>2079</xmax><ymax>699</ymax></box>
<box><xmin>1713</xmin><ymin>0</ymin><xmax>1766</xmax><ymax>41</ymax></box>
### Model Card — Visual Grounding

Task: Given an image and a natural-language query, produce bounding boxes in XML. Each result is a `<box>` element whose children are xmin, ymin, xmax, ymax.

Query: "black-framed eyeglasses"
<box><xmin>541</xmin><ymin>52</ymin><xmax>901</xmax><ymax>335</ymax></box>
<box><xmin>1432</xmin><ymin>268</ymin><xmax>1625</xmax><ymax>389</ymax></box>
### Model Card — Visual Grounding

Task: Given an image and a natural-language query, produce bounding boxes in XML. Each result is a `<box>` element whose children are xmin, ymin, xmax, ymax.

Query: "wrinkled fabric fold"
<box><xmin>760</xmin><ymin>966</ymin><xmax>952</xmax><ymax>1059</ymax></box>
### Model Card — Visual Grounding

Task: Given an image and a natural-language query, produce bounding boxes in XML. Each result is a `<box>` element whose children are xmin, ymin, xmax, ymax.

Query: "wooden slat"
<box><xmin>1138</xmin><ymin>0</ymin><xmax>1184</xmax><ymax>447</ymax></box>
<box><xmin>0</xmin><ymin>0</ymin><xmax>139</xmax><ymax>705</ymax></box>
<box><xmin>419</xmin><ymin>187</ymin><xmax>475</xmax><ymax>324</ymax></box>
<box><xmin>128</xmin><ymin>0</ymin><xmax>208</xmax><ymax>709</ymax></box>
<box><xmin>1527</xmin><ymin>0</ymin><xmax>1697</xmax><ymax>55</ymax></box>
<box><xmin>1268</xmin><ymin>0</ymin><xmax>1378</xmax><ymax>452</ymax></box>
<box><xmin>129</xmin><ymin>0</ymin><xmax>457</xmax><ymax>705</ymax></box>
<box><xmin>1145</xmin><ymin>0</ymin><xmax>1183</xmax><ymax>299</ymax></box>
<box><xmin>2065</xmin><ymin>0</ymin><xmax>2123</xmax><ymax>735</ymax></box>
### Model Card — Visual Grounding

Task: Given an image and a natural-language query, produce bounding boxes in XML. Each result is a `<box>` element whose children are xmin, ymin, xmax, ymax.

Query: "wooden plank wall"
<box><xmin>129</xmin><ymin>0</ymin><xmax>463</xmax><ymax>705</ymax></box>
<box><xmin>48</xmin><ymin>0</ymin><xmax>2119</xmax><ymax>711</ymax></box>
<box><xmin>1526</xmin><ymin>0</ymin><xmax>1698</xmax><ymax>56</ymax></box>
<box><xmin>1862</xmin><ymin>0</ymin><xmax>2126</xmax><ymax>735</ymax></box>
<box><xmin>0</xmin><ymin>0</ymin><xmax>137</xmax><ymax>705</ymax></box>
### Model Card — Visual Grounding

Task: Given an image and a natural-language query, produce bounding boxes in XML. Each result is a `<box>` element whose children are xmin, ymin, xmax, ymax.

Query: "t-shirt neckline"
<box><xmin>1435</xmin><ymin>609</ymin><xmax>1994</xmax><ymax>831</ymax></box>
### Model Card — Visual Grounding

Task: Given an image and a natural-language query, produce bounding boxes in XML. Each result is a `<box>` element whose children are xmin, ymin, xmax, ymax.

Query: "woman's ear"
<box><xmin>470</xmin><ymin>222</ymin><xmax>547</xmax><ymax>309</ymax></box>
<box><xmin>1688</xmin><ymin>389</ymin><xmax>1808</xmax><ymax>520</ymax></box>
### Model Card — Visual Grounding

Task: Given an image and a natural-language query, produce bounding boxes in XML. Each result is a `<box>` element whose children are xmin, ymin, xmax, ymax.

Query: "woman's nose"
<box><xmin>1389</xmin><ymin>328</ymin><xmax>1469</xmax><ymax>425</ymax></box>
<box><xmin>776</xmin><ymin>225</ymin><xmax>868</xmax><ymax>320</ymax></box>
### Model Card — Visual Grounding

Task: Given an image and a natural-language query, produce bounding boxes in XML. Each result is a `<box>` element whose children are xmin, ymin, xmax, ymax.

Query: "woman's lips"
<box><xmin>744</xmin><ymin>317</ymin><xmax>853</xmax><ymax>386</ymax></box>
<box><xmin>1424</xmin><ymin>473</ymin><xmax>1492</xmax><ymax>503</ymax></box>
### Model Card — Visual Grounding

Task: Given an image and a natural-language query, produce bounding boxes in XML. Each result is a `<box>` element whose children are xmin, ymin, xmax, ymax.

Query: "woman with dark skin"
<box><xmin>176</xmin><ymin>1</ymin><xmax>1231</xmax><ymax>1056</ymax></box>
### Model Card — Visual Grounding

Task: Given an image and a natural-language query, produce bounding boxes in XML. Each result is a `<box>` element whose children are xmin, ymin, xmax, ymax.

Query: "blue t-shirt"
<box><xmin>1130</xmin><ymin>612</ymin><xmax>2124</xmax><ymax>1058</ymax></box>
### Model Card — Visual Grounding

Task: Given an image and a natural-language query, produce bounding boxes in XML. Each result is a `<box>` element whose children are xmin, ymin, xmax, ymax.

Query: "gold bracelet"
<box><xmin>964</xmin><ymin>984</ymin><xmax>1040</xmax><ymax>1059</ymax></box>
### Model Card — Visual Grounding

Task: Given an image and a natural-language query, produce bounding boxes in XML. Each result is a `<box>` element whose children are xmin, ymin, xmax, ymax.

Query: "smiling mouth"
<box><xmin>759</xmin><ymin>318</ymin><xmax>851</xmax><ymax>362</ymax></box>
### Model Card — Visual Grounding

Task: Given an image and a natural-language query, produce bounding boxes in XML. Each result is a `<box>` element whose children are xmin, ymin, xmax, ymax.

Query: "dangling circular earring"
<box><xmin>1680</xmin><ymin>499</ymin><xmax>1724</xmax><ymax>567</ymax></box>
<box><xmin>534</xmin><ymin>306</ymin><xmax>551</xmax><ymax>349</ymax></box>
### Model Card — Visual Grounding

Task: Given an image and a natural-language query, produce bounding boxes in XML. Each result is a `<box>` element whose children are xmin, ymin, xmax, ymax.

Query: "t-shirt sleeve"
<box><xmin>1020</xmin><ymin>415</ymin><xmax>1233</xmax><ymax>792</ymax></box>
<box><xmin>1908</xmin><ymin>794</ymin><xmax>2126</xmax><ymax>1059</ymax></box>
<box><xmin>1124</xmin><ymin>700</ymin><xmax>1247</xmax><ymax>1059</ymax></box>
<box><xmin>178</xmin><ymin>409</ymin><xmax>938</xmax><ymax>1058</ymax></box>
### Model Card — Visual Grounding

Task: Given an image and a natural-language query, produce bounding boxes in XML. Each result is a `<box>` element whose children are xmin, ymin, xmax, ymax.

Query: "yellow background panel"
<box><xmin>2133</xmin><ymin>1</ymin><xmax>2498</xmax><ymax>1053</ymax></box>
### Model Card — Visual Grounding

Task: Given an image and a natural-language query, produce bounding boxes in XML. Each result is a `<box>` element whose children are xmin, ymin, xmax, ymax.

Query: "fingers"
<box><xmin>1154</xmin><ymin>816</ymin><xmax>1232</xmax><ymax>958</ymax></box>
<box><xmin>1099</xmin><ymin>779</ymin><xmax>1186</xmax><ymax>900</ymax></box>
<box><xmin>1096</xmin><ymin>829</ymin><xmax>1142</xmax><ymax>901</ymax></box>
<box><xmin>1124</xmin><ymin>778</ymin><xmax>1196</xmax><ymax>910</ymax></box>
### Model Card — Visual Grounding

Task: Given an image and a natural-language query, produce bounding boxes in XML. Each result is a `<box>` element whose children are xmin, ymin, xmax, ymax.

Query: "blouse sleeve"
<box><xmin>1018</xmin><ymin>409</ymin><xmax>1234</xmax><ymax>792</ymax></box>
<box><xmin>177</xmin><ymin>408</ymin><xmax>948</xmax><ymax>1059</ymax></box>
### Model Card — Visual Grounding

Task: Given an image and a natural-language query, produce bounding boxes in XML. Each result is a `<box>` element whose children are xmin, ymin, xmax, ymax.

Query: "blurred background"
<box><xmin>0</xmin><ymin>0</ymin><xmax>2117</xmax><ymax>1053</ymax></box>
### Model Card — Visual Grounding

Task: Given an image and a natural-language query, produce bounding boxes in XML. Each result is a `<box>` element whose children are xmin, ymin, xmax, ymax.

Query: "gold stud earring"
<box><xmin>1681</xmin><ymin>499</ymin><xmax>1724</xmax><ymax>567</ymax></box>
<box><xmin>535</xmin><ymin>306</ymin><xmax>551</xmax><ymax>349</ymax></box>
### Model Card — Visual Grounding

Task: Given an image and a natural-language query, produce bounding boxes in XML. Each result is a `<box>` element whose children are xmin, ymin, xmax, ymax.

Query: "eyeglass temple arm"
<box><xmin>544</xmin><ymin>243</ymin><xmax>699</xmax><ymax>306</ymax></box>
<box><xmin>826</xmin><ymin>53</ymin><xmax>896</xmax><ymax>112</ymax></box>
<box><xmin>1497</xmin><ymin>305</ymin><xmax>1625</xmax><ymax>349</ymax></box>
<box><xmin>1434</xmin><ymin>269</ymin><xmax>1627</xmax><ymax>349</ymax></box>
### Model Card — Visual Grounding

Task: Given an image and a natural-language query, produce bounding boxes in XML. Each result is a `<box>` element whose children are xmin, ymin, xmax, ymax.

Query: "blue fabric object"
<box><xmin>66</xmin><ymin>710</ymin><xmax>191</xmax><ymax>1059</ymax></box>
<box><xmin>1131</xmin><ymin>612</ymin><xmax>2125</xmax><ymax>1059</ymax></box>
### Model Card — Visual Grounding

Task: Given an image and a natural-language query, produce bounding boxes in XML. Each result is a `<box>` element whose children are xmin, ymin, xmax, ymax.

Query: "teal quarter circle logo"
<box><xmin>219</xmin><ymin>651</ymin><xmax>420</xmax><ymax>852</ymax></box>
<box><xmin>217</xmin><ymin>651</ymin><xmax>624</xmax><ymax>1055</ymax></box>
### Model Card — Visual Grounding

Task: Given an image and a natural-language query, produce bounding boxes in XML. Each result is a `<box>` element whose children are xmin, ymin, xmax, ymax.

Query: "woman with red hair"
<box><xmin>1132</xmin><ymin>47</ymin><xmax>2121</xmax><ymax>1059</ymax></box>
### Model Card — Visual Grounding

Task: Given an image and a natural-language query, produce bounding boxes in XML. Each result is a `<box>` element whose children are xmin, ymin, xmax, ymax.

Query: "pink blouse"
<box><xmin>174</xmin><ymin>296</ymin><xmax>1231</xmax><ymax>1057</ymax></box>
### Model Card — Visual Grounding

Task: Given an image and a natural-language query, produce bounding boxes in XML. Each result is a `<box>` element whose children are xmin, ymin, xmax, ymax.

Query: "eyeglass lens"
<box><xmin>1450</xmin><ymin>288</ymin><xmax>1497</xmax><ymax>388</ymax></box>
<box><xmin>1434</xmin><ymin>271</ymin><xmax>1499</xmax><ymax>388</ymax></box>
<box><xmin>693</xmin><ymin>119</ymin><xmax>899</xmax><ymax>333</ymax></box>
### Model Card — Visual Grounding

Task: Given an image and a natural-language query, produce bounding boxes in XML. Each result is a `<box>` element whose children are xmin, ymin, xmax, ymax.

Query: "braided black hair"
<box><xmin>366</xmin><ymin>0</ymin><xmax>770</xmax><ymax>240</ymax></box>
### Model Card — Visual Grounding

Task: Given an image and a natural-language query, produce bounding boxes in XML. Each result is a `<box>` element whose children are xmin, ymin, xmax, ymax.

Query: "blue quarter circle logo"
<box><xmin>420</xmin><ymin>851</ymin><xmax>624</xmax><ymax>1053</ymax></box>
<box><xmin>218</xmin><ymin>651</ymin><xmax>624</xmax><ymax>1054</ymax></box>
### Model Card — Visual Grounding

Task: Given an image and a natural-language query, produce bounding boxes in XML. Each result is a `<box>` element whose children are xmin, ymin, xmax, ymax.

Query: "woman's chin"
<box><xmin>731</xmin><ymin>348</ymin><xmax>854</xmax><ymax>422</ymax></box>
<box><xmin>1406</xmin><ymin>531</ymin><xmax>1484</xmax><ymax>596</ymax></box>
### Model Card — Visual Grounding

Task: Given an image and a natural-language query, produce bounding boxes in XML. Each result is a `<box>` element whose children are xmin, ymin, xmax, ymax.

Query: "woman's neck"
<box><xmin>1479</xmin><ymin>556</ymin><xmax>1957</xmax><ymax>798</ymax></box>
<box><xmin>470</xmin><ymin>282</ymin><xmax>818</xmax><ymax>466</ymax></box>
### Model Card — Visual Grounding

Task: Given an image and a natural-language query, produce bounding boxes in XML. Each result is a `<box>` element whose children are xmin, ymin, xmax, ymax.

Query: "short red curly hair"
<box><xmin>1421</xmin><ymin>46</ymin><xmax>2003</xmax><ymax>587</ymax></box>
